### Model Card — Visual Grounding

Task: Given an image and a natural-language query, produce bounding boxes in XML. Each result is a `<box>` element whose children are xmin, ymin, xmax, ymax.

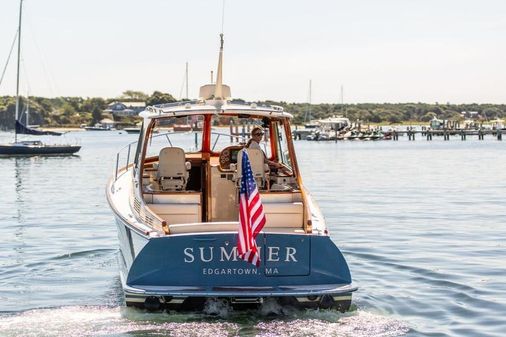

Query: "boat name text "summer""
<box><xmin>183</xmin><ymin>246</ymin><xmax>297</xmax><ymax>263</ymax></box>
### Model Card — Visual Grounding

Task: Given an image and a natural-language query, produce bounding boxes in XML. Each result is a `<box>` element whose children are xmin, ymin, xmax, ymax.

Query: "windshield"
<box><xmin>142</xmin><ymin>114</ymin><xmax>293</xmax><ymax>168</ymax></box>
<box><xmin>274</xmin><ymin>120</ymin><xmax>293</xmax><ymax>169</ymax></box>
<box><xmin>144</xmin><ymin>116</ymin><xmax>204</xmax><ymax>158</ymax></box>
<box><xmin>210</xmin><ymin>115</ymin><xmax>272</xmax><ymax>158</ymax></box>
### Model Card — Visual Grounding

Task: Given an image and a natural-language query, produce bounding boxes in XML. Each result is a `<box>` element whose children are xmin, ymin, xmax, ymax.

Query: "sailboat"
<box><xmin>0</xmin><ymin>0</ymin><xmax>80</xmax><ymax>156</ymax></box>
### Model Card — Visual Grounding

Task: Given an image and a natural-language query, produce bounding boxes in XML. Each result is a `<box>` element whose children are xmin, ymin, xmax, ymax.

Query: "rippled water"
<box><xmin>0</xmin><ymin>131</ymin><xmax>504</xmax><ymax>336</ymax></box>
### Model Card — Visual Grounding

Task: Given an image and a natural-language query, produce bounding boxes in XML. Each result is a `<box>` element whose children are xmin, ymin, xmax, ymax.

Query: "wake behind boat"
<box><xmin>107</xmin><ymin>34</ymin><xmax>356</xmax><ymax>312</ymax></box>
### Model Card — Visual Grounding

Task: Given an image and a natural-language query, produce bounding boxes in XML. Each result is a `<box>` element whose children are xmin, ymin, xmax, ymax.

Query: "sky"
<box><xmin>0</xmin><ymin>0</ymin><xmax>505</xmax><ymax>104</ymax></box>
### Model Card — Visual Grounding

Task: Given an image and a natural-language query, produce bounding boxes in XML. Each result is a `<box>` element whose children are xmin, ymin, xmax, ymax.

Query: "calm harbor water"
<box><xmin>0</xmin><ymin>131</ymin><xmax>505</xmax><ymax>337</ymax></box>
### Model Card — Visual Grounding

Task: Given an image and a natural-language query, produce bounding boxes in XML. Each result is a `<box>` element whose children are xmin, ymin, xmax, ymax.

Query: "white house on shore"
<box><xmin>461</xmin><ymin>111</ymin><xmax>480</xmax><ymax>119</ymax></box>
<box><xmin>105</xmin><ymin>101</ymin><xmax>146</xmax><ymax>116</ymax></box>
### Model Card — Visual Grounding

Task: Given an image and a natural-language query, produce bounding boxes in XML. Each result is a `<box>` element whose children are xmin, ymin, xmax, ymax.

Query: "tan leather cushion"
<box><xmin>157</xmin><ymin>147</ymin><xmax>188</xmax><ymax>178</ymax></box>
<box><xmin>236</xmin><ymin>148</ymin><xmax>268</xmax><ymax>185</ymax></box>
<box><xmin>263</xmin><ymin>202</ymin><xmax>303</xmax><ymax>228</ymax></box>
<box><xmin>148</xmin><ymin>204</ymin><xmax>200</xmax><ymax>224</ymax></box>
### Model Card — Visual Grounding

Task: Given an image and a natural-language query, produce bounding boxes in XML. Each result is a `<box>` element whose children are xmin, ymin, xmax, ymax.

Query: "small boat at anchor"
<box><xmin>172</xmin><ymin>124</ymin><xmax>192</xmax><ymax>132</ymax></box>
<box><xmin>84</xmin><ymin>123</ymin><xmax>113</xmax><ymax>131</ymax></box>
<box><xmin>306</xmin><ymin>116</ymin><xmax>351</xmax><ymax>141</ymax></box>
<box><xmin>106</xmin><ymin>34</ymin><xmax>356</xmax><ymax>312</ymax></box>
<box><xmin>123</xmin><ymin>127</ymin><xmax>142</xmax><ymax>134</ymax></box>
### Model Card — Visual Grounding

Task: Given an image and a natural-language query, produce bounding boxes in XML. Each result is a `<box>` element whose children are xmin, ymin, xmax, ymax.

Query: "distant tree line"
<box><xmin>1</xmin><ymin>90</ymin><xmax>505</xmax><ymax>129</ymax></box>
<box><xmin>271</xmin><ymin>102</ymin><xmax>506</xmax><ymax>125</ymax></box>
<box><xmin>0</xmin><ymin>90</ymin><xmax>177</xmax><ymax>129</ymax></box>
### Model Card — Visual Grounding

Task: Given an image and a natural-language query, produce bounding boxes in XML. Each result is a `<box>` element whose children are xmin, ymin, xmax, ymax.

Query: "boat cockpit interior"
<box><xmin>136</xmin><ymin>114</ymin><xmax>308</xmax><ymax>235</ymax></box>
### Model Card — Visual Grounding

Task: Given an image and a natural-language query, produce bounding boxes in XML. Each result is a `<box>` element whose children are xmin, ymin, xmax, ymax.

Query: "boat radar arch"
<box><xmin>199</xmin><ymin>34</ymin><xmax>231</xmax><ymax>109</ymax></box>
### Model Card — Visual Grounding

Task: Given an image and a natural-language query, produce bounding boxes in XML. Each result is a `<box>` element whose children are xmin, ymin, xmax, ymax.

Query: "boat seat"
<box><xmin>156</xmin><ymin>147</ymin><xmax>191</xmax><ymax>191</ymax></box>
<box><xmin>164</xmin><ymin>201</ymin><xmax>303</xmax><ymax>233</ymax></box>
<box><xmin>145</xmin><ymin>193</ymin><xmax>201</xmax><ymax>225</ymax></box>
<box><xmin>148</xmin><ymin>204</ymin><xmax>200</xmax><ymax>224</ymax></box>
<box><xmin>262</xmin><ymin>202</ymin><xmax>304</xmax><ymax>228</ymax></box>
<box><xmin>234</xmin><ymin>148</ymin><xmax>269</xmax><ymax>190</ymax></box>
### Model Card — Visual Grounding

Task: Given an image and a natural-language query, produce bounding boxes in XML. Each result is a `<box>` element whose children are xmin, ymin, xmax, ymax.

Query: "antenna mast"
<box><xmin>214</xmin><ymin>0</ymin><xmax>226</xmax><ymax>99</ymax></box>
<box><xmin>221</xmin><ymin>0</ymin><xmax>226</xmax><ymax>33</ymax></box>
<box><xmin>214</xmin><ymin>34</ymin><xmax>224</xmax><ymax>99</ymax></box>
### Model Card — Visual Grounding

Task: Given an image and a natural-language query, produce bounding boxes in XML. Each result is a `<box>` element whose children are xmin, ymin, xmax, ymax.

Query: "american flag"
<box><xmin>237</xmin><ymin>150</ymin><xmax>266</xmax><ymax>267</ymax></box>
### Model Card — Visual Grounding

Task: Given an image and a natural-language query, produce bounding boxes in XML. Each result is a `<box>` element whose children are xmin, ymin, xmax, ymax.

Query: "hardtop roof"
<box><xmin>139</xmin><ymin>101</ymin><xmax>293</xmax><ymax>120</ymax></box>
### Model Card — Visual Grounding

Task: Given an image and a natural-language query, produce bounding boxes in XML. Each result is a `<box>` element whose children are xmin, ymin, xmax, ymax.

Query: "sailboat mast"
<box><xmin>305</xmin><ymin>80</ymin><xmax>312</xmax><ymax>123</ymax></box>
<box><xmin>185</xmin><ymin>62</ymin><xmax>189</xmax><ymax>99</ymax></box>
<box><xmin>14</xmin><ymin>0</ymin><xmax>23</xmax><ymax>143</ymax></box>
<box><xmin>309</xmin><ymin>80</ymin><xmax>312</xmax><ymax>121</ymax></box>
<box><xmin>26</xmin><ymin>92</ymin><xmax>30</xmax><ymax>126</ymax></box>
<box><xmin>340</xmin><ymin>85</ymin><xmax>346</xmax><ymax>117</ymax></box>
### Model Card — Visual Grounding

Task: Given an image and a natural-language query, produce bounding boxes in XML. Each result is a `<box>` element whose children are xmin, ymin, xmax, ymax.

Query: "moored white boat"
<box><xmin>123</xmin><ymin>127</ymin><xmax>141</xmax><ymax>134</ymax></box>
<box><xmin>306</xmin><ymin>116</ymin><xmax>351</xmax><ymax>141</ymax></box>
<box><xmin>84</xmin><ymin>123</ymin><xmax>113</xmax><ymax>131</ymax></box>
<box><xmin>106</xmin><ymin>35</ymin><xmax>356</xmax><ymax>312</ymax></box>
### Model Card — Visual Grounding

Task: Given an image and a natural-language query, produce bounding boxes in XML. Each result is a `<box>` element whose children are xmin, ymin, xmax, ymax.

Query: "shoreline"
<box><xmin>43</xmin><ymin>127</ymin><xmax>85</xmax><ymax>132</ymax></box>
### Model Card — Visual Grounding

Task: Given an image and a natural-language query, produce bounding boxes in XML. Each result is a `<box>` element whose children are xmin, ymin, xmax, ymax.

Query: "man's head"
<box><xmin>251</xmin><ymin>126</ymin><xmax>264</xmax><ymax>141</ymax></box>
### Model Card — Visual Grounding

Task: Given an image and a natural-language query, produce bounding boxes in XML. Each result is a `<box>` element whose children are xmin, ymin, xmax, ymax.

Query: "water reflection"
<box><xmin>12</xmin><ymin>155</ymin><xmax>81</xmax><ymax>233</ymax></box>
<box><xmin>13</xmin><ymin>157</ymin><xmax>27</xmax><ymax>264</ymax></box>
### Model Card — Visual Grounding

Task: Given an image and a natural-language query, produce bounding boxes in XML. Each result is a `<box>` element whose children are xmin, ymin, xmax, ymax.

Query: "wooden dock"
<box><xmin>292</xmin><ymin>127</ymin><xmax>504</xmax><ymax>141</ymax></box>
<box><xmin>292</xmin><ymin>129</ymin><xmax>314</xmax><ymax>140</ymax></box>
<box><xmin>391</xmin><ymin>128</ymin><xmax>503</xmax><ymax>141</ymax></box>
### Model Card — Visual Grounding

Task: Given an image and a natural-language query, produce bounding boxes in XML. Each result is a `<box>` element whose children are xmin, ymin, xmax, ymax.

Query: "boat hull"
<box><xmin>114</xmin><ymin>214</ymin><xmax>356</xmax><ymax>311</ymax></box>
<box><xmin>84</xmin><ymin>127</ymin><xmax>111</xmax><ymax>131</ymax></box>
<box><xmin>0</xmin><ymin>144</ymin><xmax>81</xmax><ymax>155</ymax></box>
<box><xmin>123</xmin><ymin>128</ymin><xmax>141</xmax><ymax>134</ymax></box>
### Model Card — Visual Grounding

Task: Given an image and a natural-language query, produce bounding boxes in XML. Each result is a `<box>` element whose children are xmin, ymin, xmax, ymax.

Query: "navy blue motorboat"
<box><xmin>106</xmin><ymin>35</ymin><xmax>356</xmax><ymax>312</ymax></box>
